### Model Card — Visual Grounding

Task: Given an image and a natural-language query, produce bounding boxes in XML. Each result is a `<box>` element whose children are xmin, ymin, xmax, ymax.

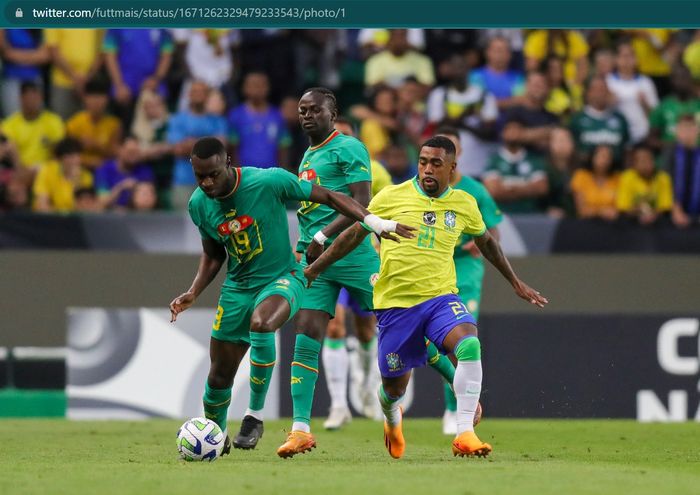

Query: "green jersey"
<box><xmin>189</xmin><ymin>167</ymin><xmax>312</xmax><ymax>290</ymax></box>
<box><xmin>484</xmin><ymin>148</ymin><xmax>547</xmax><ymax>214</ymax></box>
<box><xmin>451</xmin><ymin>175</ymin><xmax>502</xmax><ymax>319</ymax></box>
<box><xmin>452</xmin><ymin>175</ymin><xmax>503</xmax><ymax>259</ymax></box>
<box><xmin>649</xmin><ymin>96</ymin><xmax>700</xmax><ymax>143</ymax></box>
<box><xmin>569</xmin><ymin>107</ymin><xmax>630</xmax><ymax>163</ymax></box>
<box><xmin>296</xmin><ymin>130</ymin><xmax>372</xmax><ymax>252</ymax></box>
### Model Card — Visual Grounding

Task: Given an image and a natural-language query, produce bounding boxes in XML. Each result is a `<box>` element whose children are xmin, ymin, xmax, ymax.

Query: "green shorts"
<box><xmin>211</xmin><ymin>268</ymin><xmax>306</xmax><ymax>344</ymax></box>
<box><xmin>299</xmin><ymin>246</ymin><xmax>379</xmax><ymax>317</ymax></box>
<box><xmin>455</xmin><ymin>256</ymin><xmax>485</xmax><ymax>321</ymax></box>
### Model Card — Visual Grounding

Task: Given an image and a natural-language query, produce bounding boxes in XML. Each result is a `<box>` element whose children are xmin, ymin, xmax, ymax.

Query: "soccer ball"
<box><xmin>176</xmin><ymin>417</ymin><xmax>225</xmax><ymax>462</ymax></box>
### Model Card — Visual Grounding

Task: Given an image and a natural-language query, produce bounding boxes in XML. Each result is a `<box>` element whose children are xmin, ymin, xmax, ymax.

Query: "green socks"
<box><xmin>443</xmin><ymin>381</ymin><xmax>457</xmax><ymax>412</ymax></box>
<box><xmin>291</xmin><ymin>334</ymin><xmax>322</xmax><ymax>427</ymax></box>
<box><xmin>203</xmin><ymin>382</ymin><xmax>231</xmax><ymax>431</ymax></box>
<box><xmin>426</xmin><ymin>339</ymin><xmax>455</xmax><ymax>383</ymax></box>
<box><xmin>248</xmin><ymin>331</ymin><xmax>276</xmax><ymax>412</ymax></box>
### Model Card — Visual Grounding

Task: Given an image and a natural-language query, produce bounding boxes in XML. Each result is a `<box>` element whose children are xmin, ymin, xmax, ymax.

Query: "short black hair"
<box><xmin>191</xmin><ymin>137</ymin><xmax>226</xmax><ymax>160</ymax></box>
<box><xmin>54</xmin><ymin>138</ymin><xmax>82</xmax><ymax>158</ymax></box>
<box><xmin>421</xmin><ymin>136</ymin><xmax>456</xmax><ymax>157</ymax></box>
<box><xmin>303</xmin><ymin>87</ymin><xmax>338</xmax><ymax>114</ymax></box>
<box><xmin>20</xmin><ymin>81</ymin><xmax>40</xmax><ymax>95</ymax></box>
<box><xmin>84</xmin><ymin>77</ymin><xmax>110</xmax><ymax>95</ymax></box>
<box><xmin>435</xmin><ymin>125</ymin><xmax>460</xmax><ymax>140</ymax></box>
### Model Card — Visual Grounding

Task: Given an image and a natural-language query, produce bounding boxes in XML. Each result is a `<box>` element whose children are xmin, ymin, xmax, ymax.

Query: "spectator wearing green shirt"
<box><xmin>483</xmin><ymin>116</ymin><xmax>549</xmax><ymax>214</ymax></box>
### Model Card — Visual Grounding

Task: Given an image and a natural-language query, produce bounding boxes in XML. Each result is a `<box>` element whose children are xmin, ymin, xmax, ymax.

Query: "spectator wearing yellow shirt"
<box><xmin>542</xmin><ymin>56</ymin><xmax>583</xmax><ymax>118</ymax></box>
<box><xmin>617</xmin><ymin>144</ymin><xmax>673</xmax><ymax>225</ymax></box>
<box><xmin>624</xmin><ymin>29</ymin><xmax>680</xmax><ymax>97</ymax></box>
<box><xmin>682</xmin><ymin>30</ymin><xmax>700</xmax><ymax>79</ymax></box>
<box><xmin>570</xmin><ymin>145</ymin><xmax>620</xmax><ymax>221</ymax></box>
<box><xmin>44</xmin><ymin>29</ymin><xmax>103</xmax><ymax>120</ymax></box>
<box><xmin>354</xmin><ymin>87</ymin><xmax>398</xmax><ymax>159</ymax></box>
<box><xmin>33</xmin><ymin>137</ymin><xmax>92</xmax><ymax>213</ymax></box>
<box><xmin>364</xmin><ymin>29</ymin><xmax>435</xmax><ymax>95</ymax></box>
<box><xmin>524</xmin><ymin>30</ymin><xmax>590</xmax><ymax>85</ymax></box>
<box><xmin>1</xmin><ymin>81</ymin><xmax>65</xmax><ymax>171</ymax></box>
<box><xmin>66</xmin><ymin>78</ymin><xmax>122</xmax><ymax>170</ymax></box>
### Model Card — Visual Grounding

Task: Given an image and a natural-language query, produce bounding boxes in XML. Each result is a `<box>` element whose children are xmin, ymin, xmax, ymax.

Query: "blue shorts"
<box><xmin>375</xmin><ymin>294</ymin><xmax>476</xmax><ymax>378</ymax></box>
<box><xmin>337</xmin><ymin>288</ymin><xmax>373</xmax><ymax>317</ymax></box>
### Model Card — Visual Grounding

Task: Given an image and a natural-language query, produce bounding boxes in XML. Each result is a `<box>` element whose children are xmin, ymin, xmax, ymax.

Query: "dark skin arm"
<box><xmin>169</xmin><ymin>237</ymin><xmax>227</xmax><ymax>322</ymax></box>
<box><xmin>305</xmin><ymin>180</ymin><xmax>371</xmax><ymax>264</ymax></box>
<box><xmin>474</xmin><ymin>229</ymin><xmax>548</xmax><ymax>308</ymax></box>
<box><xmin>304</xmin><ymin>222</ymin><xmax>371</xmax><ymax>286</ymax></box>
<box><xmin>307</xmin><ymin>183</ymin><xmax>415</xmax><ymax>243</ymax></box>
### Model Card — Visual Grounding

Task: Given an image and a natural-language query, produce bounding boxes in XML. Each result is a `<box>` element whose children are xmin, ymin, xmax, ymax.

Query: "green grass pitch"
<box><xmin>1</xmin><ymin>419</ymin><xmax>698</xmax><ymax>495</ymax></box>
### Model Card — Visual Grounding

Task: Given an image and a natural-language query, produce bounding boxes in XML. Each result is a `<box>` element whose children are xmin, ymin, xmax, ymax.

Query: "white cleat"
<box><xmin>323</xmin><ymin>406</ymin><xmax>352</xmax><ymax>430</ymax></box>
<box><xmin>442</xmin><ymin>410</ymin><xmax>457</xmax><ymax>435</ymax></box>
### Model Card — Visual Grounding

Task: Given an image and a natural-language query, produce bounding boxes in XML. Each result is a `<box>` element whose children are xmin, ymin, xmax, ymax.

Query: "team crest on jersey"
<box><xmin>423</xmin><ymin>211</ymin><xmax>436</xmax><ymax>226</ymax></box>
<box><xmin>445</xmin><ymin>210</ymin><xmax>457</xmax><ymax>228</ymax></box>
<box><xmin>298</xmin><ymin>169</ymin><xmax>317</xmax><ymax>181</ymax></box>
<box><xmin>369</xmin><ymin>273</ymin><xmax>379</xmax><ymax>286</ymax></box>
<box><xmin>386</xmin><ymin>353</ymin><xmax>404</xmax><ymax>372</ymax></box>
<box><xmin>217</xmin><ymin>215</ymin><xmax>253</xmax><ymax>236</ymax></box>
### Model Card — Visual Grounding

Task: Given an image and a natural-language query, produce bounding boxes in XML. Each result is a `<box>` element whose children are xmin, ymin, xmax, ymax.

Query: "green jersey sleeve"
<box><xmin>265</xmin><ymin>168</ymin><xmax>313</xmax><ymax>202</ymax></box>
<box><xmin>338</xmin><ymin>139</ymin><xmax>372</xmax><ymax>185</ymax></box>
<box><xmin>472</xmin><ymin>181</ymin><xmax>503</xmax><ymax>230</ymax></box>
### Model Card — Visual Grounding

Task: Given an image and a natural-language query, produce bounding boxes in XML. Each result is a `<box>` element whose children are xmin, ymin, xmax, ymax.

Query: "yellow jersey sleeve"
<box><xmin>458</xmin><ymin>192</ymin><xmax>487</xmax><ymax>236</ymax></box>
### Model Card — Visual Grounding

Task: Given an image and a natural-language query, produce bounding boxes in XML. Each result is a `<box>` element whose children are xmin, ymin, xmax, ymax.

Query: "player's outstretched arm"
<box><xmin>474</xmin><ymin>230</ymin><xmax>548</xmax><ymax>308</ymax></box>
<box><xmin>170</xmin><ymin>238</ymin><xmax>227</xmax><ymax>322</ymax></box>
<box><xmin>306</xmin><ymin>181</ymin><xmax>371</xmax><ymax>264</ymax></box>
<box><xmin>304</xmin><ymin>223</ymin><xmax>370</xmax><ymax>287</ymax></box>
<box><xmin>308</xmin><ymin>184</ymin><xmax>415</xmax><ymax>242</ymax></box>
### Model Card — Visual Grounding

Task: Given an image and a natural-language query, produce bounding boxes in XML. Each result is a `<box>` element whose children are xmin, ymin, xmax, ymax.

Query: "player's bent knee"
<box><xmin>249</xmin><ymin>315</ymin><xmax>277</xmax><ymax>333</ymax></box>
<box><xmin>207</xmin><ymin>369</ymin><xmax>233</xmax><ymax>389</ymax></box>
<box><xmin>455</xmin><ymin>336</ymin><xmax>481</xmax><ymax>362</ymax></box>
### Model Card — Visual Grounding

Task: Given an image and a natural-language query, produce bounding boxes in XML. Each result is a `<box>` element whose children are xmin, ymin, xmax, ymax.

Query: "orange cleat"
<box><xmin>452</xmin><ymin>430</ymin><xmax>492</xmax><ymax>458</ymax></box>
<box><xmin>276</xmin><ymin>431</ymin><xmax>317</xmax><ymax>459</ymax></box>
<box><xmin>383</xmin><ymin>408</ymin><xmax>405</xmax><ymax>459</ymax></box>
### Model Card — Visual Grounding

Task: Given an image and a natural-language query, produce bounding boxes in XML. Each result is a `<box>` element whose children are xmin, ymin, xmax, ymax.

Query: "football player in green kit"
<box><xmin>169</xmin><ymin>137</ymin><xmax>413</xmax><ymax>452</ymax></box>
<box><xmin>277</xmin><ymin>88</ymin><xmax>384</xmax><ymax>457</ymax></box>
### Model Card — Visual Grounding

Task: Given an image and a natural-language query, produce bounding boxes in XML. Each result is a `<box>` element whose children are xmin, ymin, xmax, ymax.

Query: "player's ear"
<box><xmin>226</xmin><ymin>155</ymin><xmax>232</xmax><ymax>168</ymax></box>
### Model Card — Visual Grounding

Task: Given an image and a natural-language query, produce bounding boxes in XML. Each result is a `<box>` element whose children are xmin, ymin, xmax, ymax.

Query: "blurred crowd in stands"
<box><xmin>0</xmin><ymin>28</ymin><xmax>699</xmax><ymax>228</ymax></box>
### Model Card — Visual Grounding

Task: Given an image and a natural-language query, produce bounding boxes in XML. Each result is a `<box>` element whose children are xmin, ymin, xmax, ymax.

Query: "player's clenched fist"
<box><xmin>170</xmin><ymin>291</ymin><xmax>196</xmax><ymax>322</ymax></box>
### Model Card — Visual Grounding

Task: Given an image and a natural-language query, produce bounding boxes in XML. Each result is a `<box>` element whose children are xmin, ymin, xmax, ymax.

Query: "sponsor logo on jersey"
<box><xmin>217</xmin><ymin>215</ymin><xmax>253</xmax><ymax>236</ymax></box>
<box><xmin>370</xmin><ymin>273</ymin><xmax>379</xmax><ymax>286</ymax></box>
<box><xmin>445</xmin><ymin>210</ymin><xmax>457</xmax><ymax>228</ymax></box>
<box><xmin>302</xmin><ymin>161</ymin><xmax>311</xmax><ymax>169</ymax></box>
<box><xmin>276</xmin><ymin>278</ymin><xmax>291</xmax><ymax>286</ymax></box>
<box><xmin>386</xmin><ymin>353</ymin><xmax>404</xmax><ymax>372</ymax></box>
<box><xmin>423</xmin><ymin>211</ymin><xmax>436</xmax><ymax>226</ymax></box>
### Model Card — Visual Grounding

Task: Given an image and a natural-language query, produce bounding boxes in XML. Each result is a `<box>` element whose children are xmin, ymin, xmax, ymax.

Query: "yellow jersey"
<box><xmin>32</xmin><ymin>159</ymin><xmax>93</xmax><ymax>212</ymax></box>
<box><xmin>1</xmin><ymin>111</ymin><xmax>65</xmax><ymax>168</ymax></box>
<box><xmin>366</xmin><ymin>178</ymin><xmax>485</xmax><ymax>309</ymax></box>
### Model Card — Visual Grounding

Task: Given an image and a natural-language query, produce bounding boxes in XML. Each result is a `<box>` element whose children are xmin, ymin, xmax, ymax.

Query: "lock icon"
<box><xmin>15</xmin><ymin>8</ymin><xmax>23</xmax><ymax>18</ymax></box>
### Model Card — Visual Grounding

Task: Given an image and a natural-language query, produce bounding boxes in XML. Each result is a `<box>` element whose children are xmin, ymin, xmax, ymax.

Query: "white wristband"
<box><xmin>363</xmin><ymin>214</ymin><xmax>397</xmax><ymax>235</ymax></box>
<box><xmin>313</xmin><ymin>230</ymin><xmax>328</xmax><ymax>245</ymax></box>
